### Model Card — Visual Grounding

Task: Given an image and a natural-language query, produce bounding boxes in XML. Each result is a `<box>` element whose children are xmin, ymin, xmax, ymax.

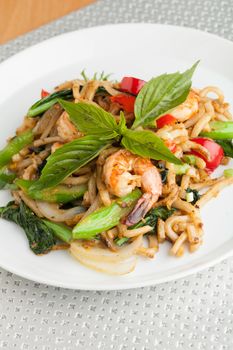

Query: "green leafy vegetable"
<box><xmin>201</xmin><ymin>121</ymin><xmax>233</xmax><ymax>139</ymax></box>
<box><xmin>186</xmin><ymin>188</ymin><xmax>200</xmax><ymax>204</ymax></box>
<box><xmin>0</xmin><ymin>201</ymin><xmax>56</xmax><ymax>254</ymax></box>
<box><xmin>59</xmin><ymin>100</ymin><xmax>120</xmax><ymax>139</ymax></box>
<box><xmin>27</xmin><ymin>89</ymin><xmax>73</xmax><ymax>117</ymax></box>
<box><xmin>29</xmin><ymin>135</ymin><xmax>110</xmax><ymax>191</ymax></box>
<box><xmin>72</xmin><ymin>189</ymin><xmax>142</xmax><ymax>240</ymax></box>
<box><xmin>132</xmin><ymin>206</ymin><xmax>176</xmax><ymax>230</ymax></box>
<box><xmin>16</xmin><ymin>179</ymin><xmax>87</xmax><ymax>203</ymax></box>
<box><xmin>133</xmin><ymin>61</ymin><xmax>199</xmax><ymax>128</ymax></box>
<box><xmin>214</xmin><ymin>139</ymin><xmax>233</xmax><ymax>158</ymax></box>
<box><xmin>0</xmin><ymin>130</ymin><xmax>33</xmax><ymax>168</ymax></box>
<box><xmin>121</xmin><ymin>129</ymin><xmax>182</xmax><ymax>164</ymax></box>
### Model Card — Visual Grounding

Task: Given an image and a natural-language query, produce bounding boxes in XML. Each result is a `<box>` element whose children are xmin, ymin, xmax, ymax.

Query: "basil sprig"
<box><xmin>133</xmin><ymin>61</ymin><xmax>199</xmax><ymax>128</ymax></box>
<box><xmin>60</xmin><ymin>101</ymin><xmax>181</xmax><ymax>165</ymax></box>
<box><xmin>30</xmin><ymin>136</ymin><xmax>110</xmax><ymax>191</ymax></box>
<box><xmin>30</xmin><ymin>63</ymin><xmax>199</xmax><ymax>190</ymax></box>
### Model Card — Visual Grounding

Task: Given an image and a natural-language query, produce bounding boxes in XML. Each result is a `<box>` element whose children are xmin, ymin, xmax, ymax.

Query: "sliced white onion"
<box><xmin>70</xmin><ymin>251</ymin><xmax>137</xmax><ymax>275</ymax></box>
<box><xmin>70</xmin><ymin>235</ymin><xmax>142</xmax><ymax>263</ymax></box>
<box><xmin>36</xmin><ymin>201</ymin><xmax>85</xmax><ymax>222</ymax></box>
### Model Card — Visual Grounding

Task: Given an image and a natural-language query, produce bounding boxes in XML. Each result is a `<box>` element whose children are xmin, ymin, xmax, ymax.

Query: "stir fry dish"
<box><xmin>0</xmin><ymin>63</ymin><xmax>233</xmax><ymax>275</ymax></box>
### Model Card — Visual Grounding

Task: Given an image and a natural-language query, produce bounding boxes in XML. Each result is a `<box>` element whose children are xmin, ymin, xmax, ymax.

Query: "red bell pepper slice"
<box><xmin>41</xmin><ymin>89</ymin><xmax>50</xmax><ymax>98</ymax></box>
<box><xmin>110</xmin><ymin>95</ymin><xmax>136</xmax><ymax>113</ymax></box>
<box><xmin>190</xmin><ymin>137</ymin><xmax>224</xmax><ymax>172</ymax></box>
<box><xmin>120</xmin><ymin>77</ymin><xmax>146</xmax><ymax>95</ymax></box>
<box><xmin>156</xmin><ymin>114</ymin><xmax>177</xmax><ymax>129</ymax></box>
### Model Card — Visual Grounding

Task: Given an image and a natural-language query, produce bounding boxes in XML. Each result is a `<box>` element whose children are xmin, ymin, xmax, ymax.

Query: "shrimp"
<box><xmin>170</xmin><ymin>90</ymin><xmax>199</xmax><ymax>122</ymax></box>
<box><xmin>56</xmin><ymin>111</ymin><xmax>83</xmax><ymax>142</ymax></box>
<box><xmin>103</xmin><ymin>149</ymin><xmax>162</xmax><ymax>225</ymax></box>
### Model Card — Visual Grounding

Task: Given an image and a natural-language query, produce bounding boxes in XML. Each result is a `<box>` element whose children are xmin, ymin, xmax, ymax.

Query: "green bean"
<box><xmin>72</xmin><ymin>188</ymin><xmax>142</xmax><ymax>240</ymax></box>
<box><xmin>16</xmin><ymin>179</ymin><xmax>87</xmax><ymax>203</ymax></box>
<box><xmin>0</xmin><ymin>130</ymin><xmax>33</xmax><ymax>168</ymax></box>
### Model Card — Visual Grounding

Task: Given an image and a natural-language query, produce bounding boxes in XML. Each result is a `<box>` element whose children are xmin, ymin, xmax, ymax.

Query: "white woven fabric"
<box><xmin>0</xmin><ymin>1</ymin><xmax>233</xmax><ymax>349</ymax></box>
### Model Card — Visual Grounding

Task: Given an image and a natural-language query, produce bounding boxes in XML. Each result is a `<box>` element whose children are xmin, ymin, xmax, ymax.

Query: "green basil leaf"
<box><xmin>30</xmin><ymin>135</ymin><xmax>110</xmax><ymax>191</ymax></box>
<box><xmin>121</xmin><ymin>129</ymin><xmax>182</xmax><ymax>164</ymax></box>
<box><xmin>133</xmin><ymin>61</ymin><xmax>199</xmax><ymax>128</ymax></box>
<box><xmin>59</xmin><ymin>100</ymin><xmax>119</xmax><ymax>139</ymax></box>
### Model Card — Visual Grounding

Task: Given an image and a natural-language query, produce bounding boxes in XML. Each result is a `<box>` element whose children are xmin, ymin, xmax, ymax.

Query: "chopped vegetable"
<box><xmin>43</xmin><ymin>220</ymin><xmax>72</xmax><ymax>243</ymax></box>
<box><xmin>0</xmin><ymin>130</ymin><xmax>33</xmax><ymax>168</ymax></box>
<box><xmin>115</xmin><ymin>237</ymin><xmax>129</xmax><ymax>246</ymax></box>
<box><xmin>186</xmin><ymin>188</ymin><xmax>200</xmax><ymax>205</ymax></box>
<box><xmin>186</xmin><ymin>191</ymin><xmax>194</xmax><ymax>203</ymax></box>
<box><xmin>183</xmin><ymin>154</ymin><xmax>196</xmax><ymax>165</ymax></box>
<box><xmin>110</xmin><ymin>95</ymin><xmax>136</xmax><ymax>113</ymax></box>
<box><xmin>16</xmin><ymin>179</ymin><xmax>87</xmax><ymax>203</ymax></box>
<box><xmin>28</xmin><ymin>89</ymin><xmax>73</xmax><ymax>117</ymax></box>
<box><xmin>41</xmin><ymin>89</ymin><xmax>50</xmax><ymax>98</ymax></box>
<box><xmin>174</xmin><ymin>163</ymin><xmax>190</xmax><ymax>175</ymax></box>
<box><xmin>201</xmin><ymin>121</ymin><xmax>233</xmax><ymax>139</ymax></box>
<box><xmin>0</xmin><ymin>201</ymin><xmax>56</xmax><ymax>254</ymax></box>
<box><xmin>191</xmin><ymin>137</ymin><xmax>224</xmax><ymax>172</ymax></box>
<box><xmin>120</xmin><ymin>77</ymin><xmax>146</xmax><ymax>95</ymax></box>
<box><xmin>223</xmin><ymin>169</ymin><xmax>233</xmax><ymax>178</ymax></box>
<box><xmin>72</xmin><ymin>189</ymin><xmax>142</xmax><ymax>239</ymax></box>
<box><xmin>156</xmin><ymin>114</ymin><xmax>176</xmax><ymax>129</ymax></box>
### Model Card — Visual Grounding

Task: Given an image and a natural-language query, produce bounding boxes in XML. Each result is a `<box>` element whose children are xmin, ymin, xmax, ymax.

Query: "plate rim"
<box><xmin>0</xmin><ymin>247</ymin><xmax>232</xmax><ymax>290</ymax></box>
<box><xmin>1</xmin><ymin>22</ymin><xmax>233</xmax><ymax>290</ymax></box>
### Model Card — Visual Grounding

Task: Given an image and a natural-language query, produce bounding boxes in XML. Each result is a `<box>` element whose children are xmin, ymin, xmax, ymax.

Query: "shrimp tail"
<box><xmin>125</xmin><ymin>193</ymin><xmax>153</xmax><ymax>226</ymax></box>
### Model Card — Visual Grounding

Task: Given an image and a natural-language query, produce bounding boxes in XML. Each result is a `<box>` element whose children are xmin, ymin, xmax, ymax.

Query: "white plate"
<box><xmin>0</xmin><ymin>23</ymin><xmax>233</xmax><ymax>290</ymax></box>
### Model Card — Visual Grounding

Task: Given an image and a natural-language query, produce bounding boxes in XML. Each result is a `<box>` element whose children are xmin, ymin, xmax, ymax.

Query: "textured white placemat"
<box><xmin>0</xmin><ymin>1</ymin><xmax>233</xmax><ymax>349</ymax></box>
